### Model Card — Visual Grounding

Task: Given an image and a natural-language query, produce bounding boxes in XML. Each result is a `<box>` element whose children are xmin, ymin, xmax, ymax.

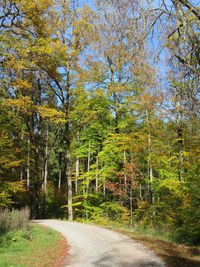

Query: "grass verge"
<box><xmin>106</xmin><ymin>224</ymin><xmax>200</xmax><ymax>267</ymax></box>
<box><xmin>76</xmin><ymin>219</ymin><xmax>200</xmax><ymax>267</ymax></box>
<box><xmin>0</xmin><ymin>223</ymin><xmax>68</xmax><ymax>267</ymax></box>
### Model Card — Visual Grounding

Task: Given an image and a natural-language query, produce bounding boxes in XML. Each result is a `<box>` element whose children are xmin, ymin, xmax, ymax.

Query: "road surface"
<box><xmin>38</xmin><ymin>220</ymin><xmax>166</xmax><ymax>267</ymax></box>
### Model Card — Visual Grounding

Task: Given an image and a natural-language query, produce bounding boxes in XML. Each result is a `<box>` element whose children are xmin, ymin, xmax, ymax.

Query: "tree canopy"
<box><xmin>0</xmin><ymin>0</ymin><xmax>199</xmax><ymax>245</ymax></box>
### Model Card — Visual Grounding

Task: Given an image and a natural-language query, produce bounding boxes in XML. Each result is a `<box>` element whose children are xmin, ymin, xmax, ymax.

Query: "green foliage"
<box><xmin>43</xmin><ymin>185</ymin><xmax>67</xmax><ymax>218</ymax></box>
<box><xmin>0</xmin><ymin>191</ymin><xmax>13</xmax><ymax>208</ymax></box>
<box><xmin>74</xmin><ymin>193</ymin><xmax>130</xmax><ymax>225</ymax></box>
<box><xmin>99</xmin><ymin>202</ymin><xmax>130</xmax><ymax>223</ymax></box>
<box><xmin>0</xmin><ymin>0</ymin><xmax>199</xmax><ymax>246</ymax></box>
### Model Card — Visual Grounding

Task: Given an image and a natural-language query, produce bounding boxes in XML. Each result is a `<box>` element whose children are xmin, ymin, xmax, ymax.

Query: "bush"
<box><xmin>81</xmin><ymin>197</ymin><xmax>130</xmax><ymax>225</ymax></box>
<box><xmin>43</xmin><ymin>186</ymin><xmax>67</xmax><ymax>218</ymax></box>
<box><xmin>99</xmin><ymin>202</ymin><xmax>130</xmax><ymax>223</ymax></box>
<box><xmin>0</xmin><ymin>209</ymin><xmax>10</xmax><ymax>233</ymax></box>
<box><xmin>10</xmin><ymin>207</ymin><xmax>30</xmax><ymax>231</ymax></box>
<box><xmin>0</xmin><ymin>207</ymin><xmax>30</xmax><ymax>234</ymax></box>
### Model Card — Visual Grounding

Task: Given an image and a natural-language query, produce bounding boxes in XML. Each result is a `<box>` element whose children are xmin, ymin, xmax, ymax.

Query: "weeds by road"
<box><xmin>0</xmin><ymin>224</ymin><xmax>68</xmax><ymax>267</ymax></box>
<box><xmin>105</xmin><ymin>224</ymin><xmax>200</xmax><ymax>267</ymax></box>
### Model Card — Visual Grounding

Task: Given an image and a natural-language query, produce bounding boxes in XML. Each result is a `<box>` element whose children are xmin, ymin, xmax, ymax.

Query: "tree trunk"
<box><xmin>66</xmin><ymin>146</ymin><xmax>73</xmax><ymax>221</ymax></box>
<box><xmin>124</xmin><ymin>150</ymin><xmax>127</xmax><ymax>190</ymax></box>
<box><xmin>35</xmin><ymin>147</ymin><xmax>41</xmax><ymax>219</ymax></box>
<box><xmin>177</xmin><ymin>93</ymin><xmax>184</xmax><ymax>182</ymax></box>
<box><xmin>58</xmin><ymin>168</ymin><xmax>62</xmax><ymax>190</ymax></box>
<box><xmin>20</xmin><ymin>167</ymin><xmax>23</xmax><ymax>181</ymax></box>
<box><xmin>86</xmin><ymin>141</ymin><xmax>90</xmax><ymax>194</ymax></box>
<box><xmin>75</xmin><ymin>131</ymin><xmax>80</xmax><ymax>194</ymax></box>
<box><xmin>35</xmin><ymin>182</ymin><xmax>41</xmax><ymax>219</ymax></box>
<box><xmin>114</xmin><ymin>92</ymin><xmax>119</xmax><ymax>133</ymax></box>
<box><xmin>27</xmin><ymin>138</ymin><xmax>30</xmax><ymax>185</ymax></box>
<box><xmin>43</xmin><ymin>129</ymin><xmax>48</xmax><ymax>195</ymax></box>
<box><xmin>20</xmin><ymin>133</ymin><xmax>24</xmax><ymax>181</ymax></box>
<box><xmin>146</xmin><ymin>108</ymin><xmax>154</xmax><ymax>204</ymax></box>
<box><xmin>75</xmin><ymin>157</ymin><xmax>79</xmax><ymax>194</ymax></box>
<box><xmin>96</xmin><ymin>155</ymin><xmax>99</xmax><ymax>193</ymax></box>
<box><xmin>103</xmin><ymin>174</ymin><xmax>106</xmax><ymax>197</ymax></box>
<box><xmin>42</xmin><ymin>129</ymin><xmax>49</xmax><ymax>216</ymax></box>
<box><xmin>130</xmin><ymin>178</ymin><xmax>133</xmax><ymax>225</ymax></box>
<box><xmin>178</xmin><ymin>124</ymin><xmax>184</xmax><ymax>182</ymax></box>
<box><xmin>130</xmin><ymin>154</ymin><xmax>133</xmax><ymax>225</ymax></box>
<box><xmin>66</xmin><ymin>69</ymin><xmax>73</xmax><ymax>221</ymax></box>
<box><xmin>29</xmin><ymin>183</ymin><xmax>34</xmax><ymax>218</ymax></box>
<box><xmin>148</xmin><ymin>133</ymin><xmax>153</xmax><ymax>183</ymax></box>
<box><xmin>58</xmin><ymin>152</ymin><xmax>62</xmax><ymax>190</ymax></box>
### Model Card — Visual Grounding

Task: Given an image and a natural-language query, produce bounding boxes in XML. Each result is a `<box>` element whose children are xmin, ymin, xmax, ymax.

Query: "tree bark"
<box><xmin>75</xmin><ymin>157</ymin><xmax>79</xmax><ymax>194</ymax></box>
<box><xmin>58</xmin><ymin>168</ymin><xmax>62</xmax><ymax>190</ymax></box>
<box><xmin>103</xmin><ymin>174</ymin><xmax>106</xmax><ymax>197</ymax></box>
<box><xmin>35</xmin><ymin>147</ymin><xmax>41</xmax><ymax>219</ymax></box>
<box><xmin>177</xmin><ymin>94</ymin><xmax>184</xmax><ymax>182</ymax></box>
<box><xmin>20</xmin><ymin>133</ymin><xmax>24</xmax><ymax>181</ymax></box>
<box><xmin>75</xmin><ymin>131</ymin><xmax>80</xmax><ymax>194</ymax></box>
<box><xmin>58</xmin><ymin>152</ymin><xmax>62</xmax><ymax>190</ymax></box>
<box><xmin>130</xmin><ymin>154</ymin><xmax>133</xmax><ymax>225</ymax></box>
<box><xmin>178</xmin><ymin>126</ymin><xmax>184</xmax><ymax>182</ymax></box>
<box><xmin>130</xmin><ymin>178</ymin><xmax>133</xmax><ymax>225</ymax></box>
<box><xmin>66</xmin><ymin>69</ymin><xmax>73</xmax><ymax>221</ymax></box>
<box><xmin>27</xmin><ymin>137</ymin><xmax>30</xmax><ymax>194</ymax></box>
<box><xmin>35</xmin><ymin>182</ymin><xmax>41</xmax><ymax>219</ymax></box>
<box><xmin>86</xmin><ymin>141</ymin><xmax>90</xmax><ymax>194</ymax></box>
<box><xmin>66</xmin><ymin>146</ymin><xmax>73</xmax><ymax>221</ymax></box>
<box><xmin>20</xmin><ymin>167</ymin><xmax>23</xmax><ymax>181</ymax></box>
<box><xmin>43</xmin><ymin>129</ymin><xmax>48</xmax><ymax>195</ymax></box>
<box><xmin>96</xmin><ymin>155</ymin><xmax>99</xmax><ymax>193</ymax></box>
<box><xmin>124</xmin><ymin>150</ymin><xmax>127</xmax><ymax>190</ymax></box>
<box><xmin>146</xmin><ymin>108</ymin><xmax>154</xmax><ymax>204</ymax></box>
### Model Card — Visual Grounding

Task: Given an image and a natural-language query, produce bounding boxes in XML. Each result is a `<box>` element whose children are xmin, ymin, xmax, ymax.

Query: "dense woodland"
<box><xmin>0</xmin><ymin>0</ymin><xmax>199</xmax><ymax>244</ymax></box>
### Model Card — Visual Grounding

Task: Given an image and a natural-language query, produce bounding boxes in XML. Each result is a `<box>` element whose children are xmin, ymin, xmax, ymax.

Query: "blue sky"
<box><xmin>77</xmin><ymin>0</ymin><xmax>171</xmax><ymax>84</ymax></box>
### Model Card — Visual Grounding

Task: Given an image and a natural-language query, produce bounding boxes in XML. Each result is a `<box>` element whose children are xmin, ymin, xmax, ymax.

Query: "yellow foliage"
<box><xmin>37</xmin><ymin>105</ymin><xmax>66</xmax><ymax>123</ymax></box>
<box><xmin>11</xmin><ymin>79</ymin><xmax>32</xmax><ymax>91</ymax></box>
<box><xmin>4</xmin><ymin>96</ymin><xmax>34</xmax><ymax>115</ymax></box>
<box><xmin>7</xmin><ymin>181</ymin><xmax>27</xmax><ymax>193</ymax></box>
<box><xmin>0</xmin><ymin>191</ymin><xmax>13</xmax><ymax>207</ymax></box>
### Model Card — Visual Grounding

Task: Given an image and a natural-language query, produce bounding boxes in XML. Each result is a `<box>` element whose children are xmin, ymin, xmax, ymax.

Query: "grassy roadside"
<box><xmin>0</xmin><ymin>224</ymin><xmax>68</xmax><ymax>267</ymax></box>
<box><xmin>105</xmin><ymin>224</ymin><xmax>200</xmax><ymax>267</ymax></box>
<box><xmin>75</xmin><ymin>219</ymin><xmax>200</xmax><ymax>267</ymax></box>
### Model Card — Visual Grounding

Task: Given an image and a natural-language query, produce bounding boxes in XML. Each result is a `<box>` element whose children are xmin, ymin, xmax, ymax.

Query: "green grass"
<box><xmin>105</xmin><ymin>224</ymin><xmax>200</xmax><ymax>267</ymax></box>
<box><xmin>0</xmin><ymin>224</ymin><xmax>65</xmax><ymax>267</ymax></box>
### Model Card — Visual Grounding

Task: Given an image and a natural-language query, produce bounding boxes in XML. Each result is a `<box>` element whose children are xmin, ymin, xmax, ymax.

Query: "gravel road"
<box><xmin>38</xmin><ymin>220</ymin><xmax>166</xmax><ymax>267</ymax></box>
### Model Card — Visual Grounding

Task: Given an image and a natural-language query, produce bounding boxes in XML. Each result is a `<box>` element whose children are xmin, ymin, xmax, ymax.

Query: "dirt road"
<box><xmin>38</xmin><ymin>220</ymin><xmax>166</xmax><ymax>267</ymax></box>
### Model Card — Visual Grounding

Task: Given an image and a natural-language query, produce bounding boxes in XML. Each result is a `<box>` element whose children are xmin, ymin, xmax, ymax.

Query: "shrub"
<box><xmin>10</xmin><ymin>207</ymin><xmax>30</xmax><ymax>231</ymax></box>
<box><xmin>100</xmin><ymin>202</ymin><xmax>130</xmax><ymax>223</ymax></box>
<box><xmin>0</xmin><ymin>207</ymin><xmax>30</xmax><ymax>234</ymax></box>
<box><xmin>81</xmin><ymin>198</ymin><xmax>130</xmax><ymax>225</ymax></box>
<box><xmin>43</xmin><ymin>186</ymin><xmax>67</xmax><ymax>218</ymax></box>
<box><xmin>0</xmin><ymin>209</ymin><xmax>10</xmax><ymax>233</ymax></box>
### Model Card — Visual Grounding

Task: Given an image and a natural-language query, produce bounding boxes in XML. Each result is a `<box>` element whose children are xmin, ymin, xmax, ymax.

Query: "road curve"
<box><xmin>37</xmin><ymin>220</ymin><xmax>166</xmax><ymax>267</ymax></box>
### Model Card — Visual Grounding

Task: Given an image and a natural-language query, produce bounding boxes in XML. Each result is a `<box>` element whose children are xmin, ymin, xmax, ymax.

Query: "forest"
<box><xmin>0</xmin><ymin>0</ymin><xmax>199</xmax><ymax>245</ymax></box>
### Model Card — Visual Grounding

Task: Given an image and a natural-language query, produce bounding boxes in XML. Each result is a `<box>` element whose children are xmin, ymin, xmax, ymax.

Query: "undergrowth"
<box><xmin>0</xmin><ymin>207</ymin><xmax>30</xmax><ymax>234</ymax></box>
<box><xmin>0</xmin><ymin>224</ymin><xmax>66</xmax><ymax>267</ymax></box>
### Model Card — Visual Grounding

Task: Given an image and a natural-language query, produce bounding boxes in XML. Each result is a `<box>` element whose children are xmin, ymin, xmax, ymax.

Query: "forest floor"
<box><xmin>101</xmin><ymin>224</ymin><xmax>200</xmax><ymax>267</ymax></box>
<box><xmin>0</xmin><ymin>224</ymin><xmax>68</xmax><ymax>267</ymax></box>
